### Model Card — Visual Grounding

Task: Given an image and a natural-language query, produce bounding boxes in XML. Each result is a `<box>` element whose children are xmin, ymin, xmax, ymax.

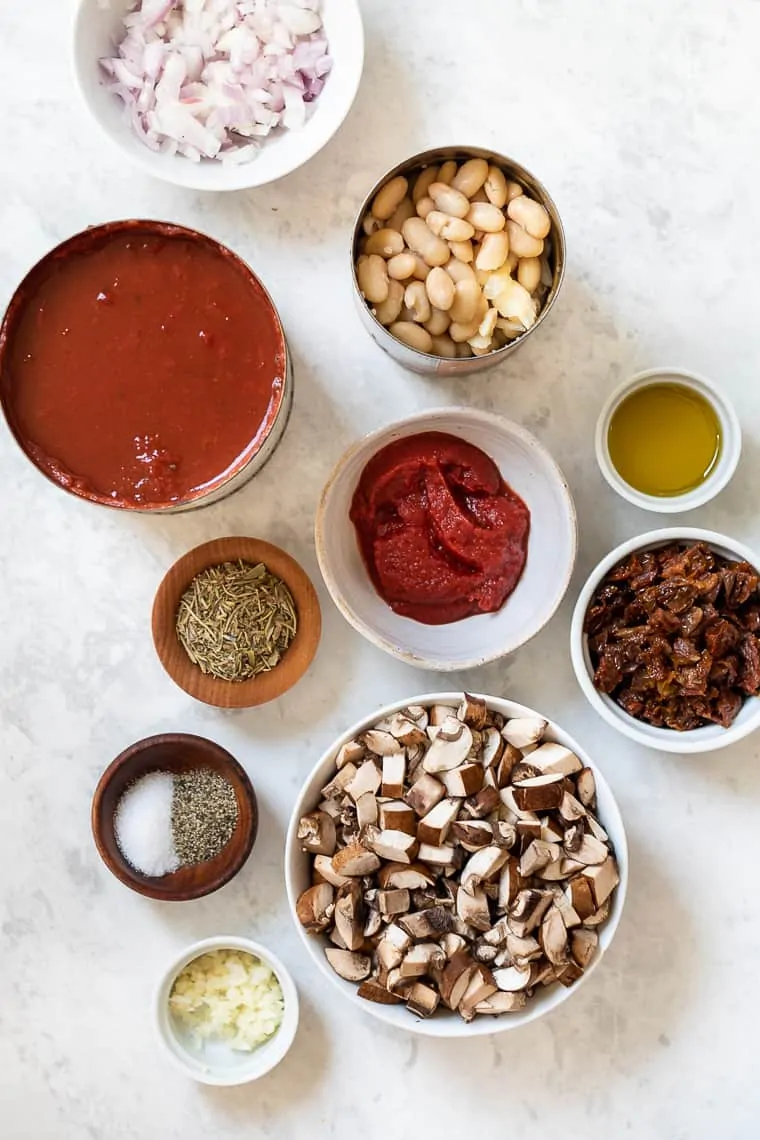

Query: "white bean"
<box><xmin>449</xmin><ymin>239</ymin><xmax>474</xmax><ymax>263</ymax></box>
<box><xmin>429</xmin><ymin>182</ymin><xmax>471</xmax><ymax>219</ymax></box>
<box><xmin>390</xmin><ymin>321</ymin><xmax>433</xmax><ymax>353</ymax></box>
<box><xmin>470</xmin><ymin>187</ymin><xmax>489</xmax><ymax>204</ymax></box>
<box><xmin>357</xmin><ymin>254</ymin><xmax>389</xmax><ymax>304</ymax></box>
<box><xmin>456</xmin><ymin>342</ymin><xmax>474</xmax><ymax>358</ymax></box>
<box><xmin>505</xmin><ymin>181</ymin><xmax>524</xmax><ymax>203</ymax></box>
<box><xmin>507</xmin><ymin>196</ymin><xmax>551</xmax><ymax>239</ymax></box>
<box><xmin>387</xmin><ymin>252</ymin><xmax>418</xmax><ymax>280</ymax></box>
<box><xmin>411</xmin><ymin>255</ymin><xmax>431</xmax><ymax>281</ymax></box>
<box><xmin>387</xmin><ymin>197</ymin><xmax>416</xmax><ymax>232</ymax></box>
<box><xmin>466</xmin><ymin>202</ymin><xmax>506</xmax><ymax>233</ymax></box>
<box><xmin>404</xmin><ymin>281</ymin><xmax>432</xmax><ymax>324</ymax></box>
<box><xmin>430</xmin><ymin>333</ymin><xmax>458</xmax><ymax>358</ymax></box>
<box><xmin>373</xmin><ymin>279</ymin><xmax>404</xmax><ymax>326</ymax></box>
<box><xmin>424</xmin><ymin>307</ymin><xmax>451</xmax><ymax>335</ymax></box>
<box><xmin>484</xmin><ymin>165</ymin><xmax>507</xmax><ymax>208</ymax></box>
<box><xmin>416</xmin><ymin>196</ymin><xmax>435</xmax><ymax>220</ymax></box>
<box><xmin>468</xmin><ymin>332</ymin><xmax>493</xmax><ymax>353</ymax></box>
<box><xmin>506</xmin><ymin>251</ymin><xmax>520</xmax><ymax>274</ymax></box>
<box><xmin>365</xmin><ymin>228</ymin><xmax>405</xmax><ymax>258</ymax></box>
<box><xmin>475</xmin><ymin>231</ymin><xmax>510</xmax><ymax>272</ymax></box>
<box><xmin>517</xmin><ymin>256</ymin><xmax>542</xmax><ymax>293</ymax></box>
<box><xmin>479</xmin><ymin>305</ymin><xmax>499</xmax><ymax>339</ymax></box>
<box><xmin>445</xmin><ymin>258</ymin><xmax>478</xmax><ymax>285</ymax></box>
<box><xmin>449</xmin><ymin>278</ymin><xmax>481</xmax><ymax>324</ymax></box>
<box><xmin>425</xmin><ymin>267</ymin><xmax>456</xmax><ymax>312</ymax></box>
<box><xmin>402</xmin><ymin>217</ymin><xmax>450</xmax><ymax>267</ymax></box>
<box><xmin>431</xmin><ymin>213</ymin><xmax>475</xmax><ymax>242</ymax></box>
<box><xmin>362</xmin><ymin>213</ymin><xmax>382</xmax><ymax>236</ymax></box>
<box><xmin>451</xmin><ymin>158</ymin><xmax>489</xmax><ymax>198</ymax></box>
<box><xmin>505</xmin><ymin>220</ymin><xmax>544</xmax><ymax>258</ymax></box>
<box><xmin>437</xmin><ymin>160</ymin><xmax>458</xmax><ymax>185</ymax></box>
<box><xmin>412</xmin><ymin>165</ymin><xmax>440</xmax><ymax>203</ymax></box>
<box><xmin>449</xmin><ymin>314</ymin><xmax>483</xmax><ymax>342</ymax></box>
<box><xmin>372</xmin><ymin>176</ymin><xmax>409</xmax><ymax>222</ymax></box>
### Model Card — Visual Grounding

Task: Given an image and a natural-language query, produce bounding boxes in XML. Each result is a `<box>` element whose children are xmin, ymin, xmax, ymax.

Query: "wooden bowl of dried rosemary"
<box><xmin>92</xmin><ymin>733</ymin><xmax>258</xmax><ymax>901</ymax></box>
<box><xmin>152</xmin><ymin>536</ymin><xmax>322</xmax><ymax>708</ymax></box>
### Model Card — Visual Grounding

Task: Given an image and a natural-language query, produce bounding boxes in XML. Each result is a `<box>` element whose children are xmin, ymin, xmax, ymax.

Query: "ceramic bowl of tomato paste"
<box><xmin>0</xmin><ymin>220</ymin><xmax>291</xmax><ymax>512</ymax></box>
<box><xmin>315</xmin><ymin>408</ymin><xmax>578</xmax><ymax>671</ymax></box>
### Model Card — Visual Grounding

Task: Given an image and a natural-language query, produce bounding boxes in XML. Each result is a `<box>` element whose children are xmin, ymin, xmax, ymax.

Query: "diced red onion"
<box><xmin>100</xmin><ymin>0</ymin><xmax>333</xmax><ymax>164</ymax></box>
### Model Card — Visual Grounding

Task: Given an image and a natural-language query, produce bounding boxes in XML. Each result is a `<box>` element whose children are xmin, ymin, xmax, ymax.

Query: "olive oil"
<box><xmin>608</xmin><ymin>383</ymin><xmax>721</xmax><ymax>497</ymax></box>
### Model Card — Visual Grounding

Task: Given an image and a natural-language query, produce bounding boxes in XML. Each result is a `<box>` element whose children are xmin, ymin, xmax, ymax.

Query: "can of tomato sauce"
<box><xmin>0</xmin><ymin>220</ymin><xmax>292</xmax><ymax>513</ymax></box>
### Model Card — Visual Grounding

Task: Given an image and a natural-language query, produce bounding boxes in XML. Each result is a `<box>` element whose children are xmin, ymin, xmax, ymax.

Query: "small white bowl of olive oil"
<box><xmin>595</xmin><ymin>368</ymin><xmax>741</xmax><ymax>513</ymax></box>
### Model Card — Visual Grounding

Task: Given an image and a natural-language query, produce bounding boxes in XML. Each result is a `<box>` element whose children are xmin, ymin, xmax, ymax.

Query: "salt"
<box><xmin>114</xmin><ymin>770</ymin><xmax>179</xmax><ymax>877</ymax></box>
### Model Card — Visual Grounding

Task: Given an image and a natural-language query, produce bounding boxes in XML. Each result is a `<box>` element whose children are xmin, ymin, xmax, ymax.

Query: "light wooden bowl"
<box><xmin>92</xmin><ymin>733</ymin><xmax>258</xmax><ymax>901</ymax></box>
<box><xmin>152</xmin><ymin>537</ymin><xmax>322</xmax><ymax>708</ymax></box>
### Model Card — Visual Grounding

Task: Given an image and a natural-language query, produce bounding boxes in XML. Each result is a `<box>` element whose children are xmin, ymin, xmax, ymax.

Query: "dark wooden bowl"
<box><xmin>92</xmin><ymin>733</ymin><xmax>258</xmax><ymax>901</ymax></box>
<box><xmin>152</xmin><ymin>536</ymin><xmax>322</xmax><ymax>708</ymax></box>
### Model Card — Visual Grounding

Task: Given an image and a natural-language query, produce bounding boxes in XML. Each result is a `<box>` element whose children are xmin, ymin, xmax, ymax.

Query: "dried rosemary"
<box><xmin>176</xmin><ymin>560</ymin><xmax>297</xmax><ymax>682</ymax></box>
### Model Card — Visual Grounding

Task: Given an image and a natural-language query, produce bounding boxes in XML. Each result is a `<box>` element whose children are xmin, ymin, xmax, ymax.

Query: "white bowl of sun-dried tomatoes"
<box><xmin>571</xmin><ymin>528</ymin><xmax>760</xmax><ymax>754</ymax></box>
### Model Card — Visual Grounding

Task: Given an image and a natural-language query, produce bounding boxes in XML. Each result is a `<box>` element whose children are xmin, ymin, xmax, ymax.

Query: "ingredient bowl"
<box><xmin>92</xmin><ymin>733</ymin><xmax>258</xmax><ymax>900</ymax></box>
<box><xmin>155</xmin><ymin>936</ymin><xmax>299</xmax><ymax>1084</ymax></box>
<box><xmin>595</xmin><ymin>368</ymin><xmax>741</xmax><ymax>512</ymax></box>
<box><xmin>152</xmin><ymin>536</ymin><xmax>321</xmax><ymax>707</ymax></box>
<box><xmin>315</xmin><ymin>407</ymin><xmax>577</xmax><ymax>670</ymax></box>
<box><xmin>72</xmin><ymin>0</ymin><xmax>364</xmax><ymax>192</ymax></box>
<box><xmin>351</xmin><ymin>145</ymin><xmax>566</xmax><ymax>375</ymax></box>
<box><xmin>285</xmin><ymin>692</ymin><xmax>628</xmax><ymax>1038</ymax></box>
<box><xmin>0</xmin><ymin>220</ymin><xmax>291</xmax><ymax>512</ymax></box>
<box><xmin>571</xmin><ymin>528</ymin><xmax>760</xmax><ymax>753</ymax></box>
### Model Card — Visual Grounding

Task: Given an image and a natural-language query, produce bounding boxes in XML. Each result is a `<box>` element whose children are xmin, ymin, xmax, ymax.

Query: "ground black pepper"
<box><xmin>171</xmin><ymin>769</ymin><xmax>239</xmax><ymax>864</ymax></box>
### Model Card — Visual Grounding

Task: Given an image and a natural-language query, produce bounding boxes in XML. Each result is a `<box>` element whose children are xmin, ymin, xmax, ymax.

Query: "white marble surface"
<box><xmin>2</xmin><ymin>1</ymin><xmax>760</xmax><ymax>1137</ymax></box>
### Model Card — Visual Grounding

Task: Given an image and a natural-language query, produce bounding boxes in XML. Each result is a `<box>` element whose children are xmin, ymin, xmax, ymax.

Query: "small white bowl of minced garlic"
<box><xmin>155</xmin><ymin>937</ymin><xmax>299</xmax><ymax>1085</ymax></box>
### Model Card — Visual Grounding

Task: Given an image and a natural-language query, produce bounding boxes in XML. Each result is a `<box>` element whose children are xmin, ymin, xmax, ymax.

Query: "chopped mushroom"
<box><xmin>406</xmin><ymin>772</ymin><xmax>446</xmax><ymax>817</ymax></box>
<box><xmin>332</xmin><ymin>843</ymin><xmax>381</xmax><ymax>877</ymax></box>
<box><xmin>381</xmin><ymin>753</ymin><xmax>407</xmax><ymax>799</ymax></box>
<box><xmin>423</xmin><ymin>719</ymin><xmax>474</xmax><ymax>773</ymax></box>
<box><xmin>334</xmin><ymin>882</ymin><xmax>365</xmax><ymax>951</ymax></box>
<box><xmin>295</xmin><ymin>883</ymin><xmax>334</xmax><ymax>932</ymax></box>
<box><xmin>324</xmin><ymin>949</ymin><xmax>372</xmax><ymax>982</ymax></box>
<box><xmin>501</xmin><ymin>716</ymin><xmax>547</xmax><ymax>749</ymax></box>
<box><xmin>297</xmin><ymin>810</ymin><xmax>337</xmax><ymax>856</ymax></box>
<box><xmin>406</xmin><ymin>982</ymin><xmax>440</xmax><ymax>1017</ymax></box>
<box><xmin>296</xmin><ymin>695</ymin><xmax>619</xmax><ymax>1021</ymax></box>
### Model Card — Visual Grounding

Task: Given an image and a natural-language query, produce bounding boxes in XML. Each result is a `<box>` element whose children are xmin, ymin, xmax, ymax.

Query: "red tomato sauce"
<box><xmin>0</xmin><ymin>222</ymin><xmax>286</xmax><ymax>507</ymax></box>
<box><xmin>350</xmin><ymin>432</ymin><xmax>531</xmax><ymax>624</ymax></box>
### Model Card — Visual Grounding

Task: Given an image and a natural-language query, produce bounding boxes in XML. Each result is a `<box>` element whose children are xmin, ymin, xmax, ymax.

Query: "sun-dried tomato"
<box><xmin>585</xmin><ymin>542</ymin><xmax>760</xmax><ymax>731</ymax></box>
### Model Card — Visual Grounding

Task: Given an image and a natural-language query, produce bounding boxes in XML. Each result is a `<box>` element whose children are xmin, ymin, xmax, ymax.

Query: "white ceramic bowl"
<box><xmin>571</xmin><ymin>528</ymin><xmax>760</xmax><ymax>754</ymax></box>
<box><xmin>315</xmin><ymin>408</ymin><xmax>578</xmax><ymax>671</ymax></box>
<box><xmin>285</xmin><ymin>692</ymin><xmax>629</xmax><ymax>1038</ymax></box>
<box><xmin>72</xmin><ymin>0</ymin><xmax>365</xmax><ymax>191</ymax></box>
<box><xmin>154</xmin><ymin>936</ymin><xmax>299</xmax><ymax>1085</ymax></box>
<box><xmin>595</xmin><ymin>368</ymin><xmax>741</xmax><ymax>513</ymax></box>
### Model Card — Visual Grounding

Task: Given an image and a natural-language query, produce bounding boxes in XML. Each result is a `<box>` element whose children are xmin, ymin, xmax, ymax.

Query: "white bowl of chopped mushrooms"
<box><xmin>72</xmin><ymin>0</ymin><xmax>365</xmax><ymax>191</ymax></box>
<box><xmin>285</xmin><ymin>693</ymin><xmax>628</xmax><ymax>1037</ymax></box>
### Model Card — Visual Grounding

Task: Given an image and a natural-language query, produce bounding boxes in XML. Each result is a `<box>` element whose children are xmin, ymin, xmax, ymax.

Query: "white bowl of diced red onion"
<box><xmin>72</xmin><ymin>0</ymin><xmax>364</xmax><ymax>191</ymax></box>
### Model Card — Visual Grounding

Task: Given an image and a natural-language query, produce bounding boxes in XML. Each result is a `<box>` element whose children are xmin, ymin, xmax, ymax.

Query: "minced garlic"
<box><xmin>169</xmin><ymin>949</ymin><xmax>284</xmax><ymax>1052</ymax></box>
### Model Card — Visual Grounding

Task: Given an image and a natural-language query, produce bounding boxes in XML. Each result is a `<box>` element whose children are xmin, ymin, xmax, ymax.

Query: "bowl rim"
<box><xmin>570</xmin><ymin>527</ymin><xmax>760</xmax><ymax>753</ymax></box>
<box><xmin>151</xmin><ymin>536</ymin><xmax>322</xmax><ymax>708</ymax></box>
<box><xmin>91</xmin><ymin>732</ymin><xmax>258</xmax><ymax>899</ymax></box>
<box><xmin>594</xmin><ymin>367</ymin><xmax>742</xmax><ymax>513</ymax></box>
<box><xmin>350</xmin><ymin>144</ymin><xmax>567</xmax><ymax>366</ymax></box>
<box><xmin>284</xmin><ymin>690</ymin><xmax>629</xmax><ymax>1038</ymax></box>
<box><xmin>314</xmin><ymin>406</ymin><xmax>578</xmax><ymax>671</ymax></box>
<box><xmin>71</xmin><ymin>0</ymin><xmax>366</xmax><ymax>192</ymax></box>
<box><xmin>0</xmin><ymin>219</ymin><xmax>290</xmax><ymax>512</ymax></box>
<box><xmin>154</xmin><ymin>935</ymin><xmax>300</xmax><ymax>1085</ymax></box>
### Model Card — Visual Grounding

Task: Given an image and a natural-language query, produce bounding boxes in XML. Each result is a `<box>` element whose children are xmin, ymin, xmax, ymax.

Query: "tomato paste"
<box><xmin>350</xmin><ymin>432</ymin><xmax>530</xmax><ymax>624</ymax></box>
<box><xmin>0</xmin><ymin>222</ymin><xmax>286</xmax><ymax>508</ymax></box>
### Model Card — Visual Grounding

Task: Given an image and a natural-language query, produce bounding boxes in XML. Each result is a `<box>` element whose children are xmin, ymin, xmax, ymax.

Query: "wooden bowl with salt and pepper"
<box><xmin>92</xmin><ymin>733</ymin><xmax>258</xmax><ymax>901</ymax></box>
<box><xmin>152</xmin><ymin>536</ymin><xmax>322</xmax><ymax>709</ymax></box>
